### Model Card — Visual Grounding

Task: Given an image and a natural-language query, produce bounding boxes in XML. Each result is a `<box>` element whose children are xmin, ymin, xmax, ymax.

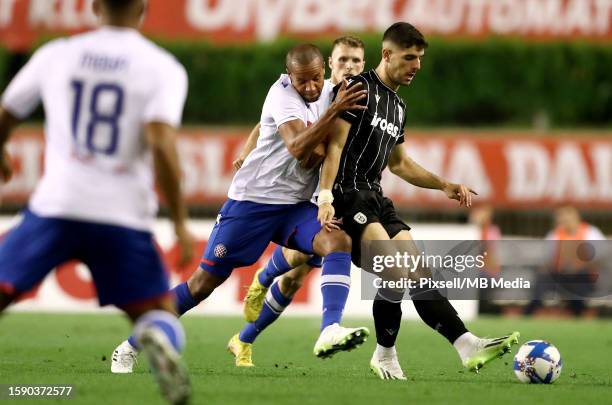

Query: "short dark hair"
<box><xmin>331</xmin><ymin>36</ymin><xmax>365</xmax><ymax>52</ymax></box>
<box><xmin>101</xmin><ymin>0</ymin><xmax>140</xmax><ymax>13</ymax></box>
<box><xmin>382</xmin><ymin>22</ymin><xmax>428</xmax><ymax>49</ymax></box>
<box><xmin>286</xmin><ymin>44</ymin><xmax>324</xmax><ymax>70</ymax></box>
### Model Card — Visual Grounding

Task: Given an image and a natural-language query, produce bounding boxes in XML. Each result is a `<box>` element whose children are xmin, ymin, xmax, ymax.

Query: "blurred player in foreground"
<box><xmin>112</xmin><ymin>43</ymin><xmax>370</xmax><ymax>373</ymax></box>
<box><xmin>317</xmin><ymin>22</ymin><xmax>519</xmax><ymax>379</ymax></box>
<box><xmin>0</xmin><ymin>1</ymin><xmax>193</xmax><ymax>403</ymax></box>
<box><xmin>228</xmin><ymin>36</ymin><xmax>366</xmax><ymax>367</ymax></box>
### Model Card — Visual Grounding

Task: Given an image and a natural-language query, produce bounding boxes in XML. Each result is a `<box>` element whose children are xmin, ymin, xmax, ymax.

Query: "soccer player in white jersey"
<box><xmin>226</xmin><ymin>36</ymin><xmax>366</xmax><ymax>367</ymax></box>
<box><xmin>0</xmin><ymin>1</ymin><xmax>193</xmax><ymax>403</ymax></box>
<box><xmin>111</xmin><ymin>44</ymin><xmax>370</xmax><ymax>373</ymax></box>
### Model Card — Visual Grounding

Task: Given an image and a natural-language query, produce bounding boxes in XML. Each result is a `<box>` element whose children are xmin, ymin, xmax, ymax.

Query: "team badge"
<box><xmin>353</xmin><ymin>212</ymin><xmax>367</xmax><ymax>225</ymax></box>
<box><xmin>214</xmin><ymin>243</ymin><xmax>228</xmax><ymax>258</ymax></box>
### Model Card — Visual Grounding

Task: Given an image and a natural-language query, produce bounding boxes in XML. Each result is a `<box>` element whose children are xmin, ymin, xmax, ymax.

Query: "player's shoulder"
<box><xmin>268</xmin><ymin>74</ymin><xmax>301</xmax><ymax>101</ymax></box>
<box><xmin>30</xmin><ymin>37</ymin><xmax>69</xmax><ymax>61</ymax></box>
<box><xmin>132</xmin><ymin>36</ymin><xmax>186</xmax><ymax>75</ymax></box>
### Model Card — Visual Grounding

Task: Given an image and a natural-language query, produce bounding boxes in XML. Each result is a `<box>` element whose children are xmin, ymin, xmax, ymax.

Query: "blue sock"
<box><xmin>133</xmin><ymin>310</ymin><xmax>186</xmax><ymax>353</ymax></box>
<box><xmin>239</xmin><ymin>281</ymin><xmax>292</xmax><ymax>344</ymax></box>
<box><xmin>126</xmin><ymin>283</ymin><xmax>196</xmax><ymax>349</ymax></box>
<box><xmin>306</xmin><ymin>255</ymin><xmax>323</xmax><ymax>268</ymax></box>
<box><xmin>258</xmin><ymin>246</ymin><xmax>291</xmax><ymax>288</ymax></box>
<box><xmin>320</xmin><ymin>252</ymin><xmax>351</xmax><ymax>330</ymax></box>
<box><xmin>173</xmin><ymin>282</ymin><xmax>198</xmax><ymax>316</ymax></box>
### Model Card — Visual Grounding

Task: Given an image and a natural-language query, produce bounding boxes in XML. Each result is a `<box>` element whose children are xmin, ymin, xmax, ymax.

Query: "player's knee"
<box><xmin>187</xmin><ymin>269</ymin><xmax>225</xmax><ymax>303</ymax></box>
<box><xmin>282</xmin><ymin>248</ymin><xmax>310</xmax><ymax>267</ymax></box>
<box><xmin>326</xmin><ymin>231</ymin><xmax>352</xmax><ymax>253</ymax></box>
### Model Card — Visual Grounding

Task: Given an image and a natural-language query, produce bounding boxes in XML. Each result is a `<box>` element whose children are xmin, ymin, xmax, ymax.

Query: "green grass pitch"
<box><xmin>1</xmin><ymin>313</ymin><xmax>610</xmax><ymax>404</ymax></box>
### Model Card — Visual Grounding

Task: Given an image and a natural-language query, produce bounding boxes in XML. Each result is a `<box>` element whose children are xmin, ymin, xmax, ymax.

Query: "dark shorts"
<box><xmin>199</xmin><ymin>199</ymin><xmax>322</xmax><ymax>278</ymax></box>
<box><xmin>0</xmin><ymin>209</ymin><xmax>169</xmax><ymax>307</ymax></box>
<box><xmin>333</xmin><ymin>190</ymin><xmax>410</xmax><ymax>266</ymax></box>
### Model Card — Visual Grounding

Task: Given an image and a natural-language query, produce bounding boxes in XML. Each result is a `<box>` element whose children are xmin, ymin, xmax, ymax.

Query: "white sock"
<box><xmin>374</xmin><ymin>344</ymin><xmax>397</xmax><ymax>359</ymax></box>
<box><xmin>453</xmin><ymin>332</ymin><xmax>479</xmax><ymax>362</ymax></box>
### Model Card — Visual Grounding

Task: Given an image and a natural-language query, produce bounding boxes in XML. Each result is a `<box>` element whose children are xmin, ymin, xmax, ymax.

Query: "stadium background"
<box><xmin>1</xmin><ymin>0</ymin><xmax>610</xmax><ymax>318</ymax></box>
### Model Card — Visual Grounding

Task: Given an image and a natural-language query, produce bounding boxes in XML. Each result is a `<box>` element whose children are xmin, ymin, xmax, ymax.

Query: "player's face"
<box><xmin>328</xmin><ymin>44</ymin><xmax>365</xmax><ymax>85</ymax></box>
<box><xmin>384</xmin><ymin>44</ymin><xmax>424</xmax><ymax>87</ymax></box>
<box><xmin>289</xmin><ymin>59</ymin><xmax>325</xmax><ymax>103</ymax></box>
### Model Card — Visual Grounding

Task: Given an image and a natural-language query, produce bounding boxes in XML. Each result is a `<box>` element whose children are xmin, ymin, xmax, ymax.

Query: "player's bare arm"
<box><xmin>316</xmin><ymin>118</ymin><xmax>352</xmax><ymax>229</ymax></box>
<box><xmin>388</xmin><ymin>144</ymin><xmax>477</xmax><ymax>207</ymax></box>
<box><xmin>278</xmin><ymin>80</ymin><xmax>366</xmax><ymax>162</ymax></box>
<box><xmin>145</xmin><ymin>122</ymin><xmax>195</xmax><ymax>266</ymax></box>
<box><xmin>233</xmin><ymin>122</ymin><xmax>261</xmax><ymax>170</ymax></box>
<box><xmin>0</xmin><ymin>107</ymin><xmax>20</xmax><ymax>182</ymax></box>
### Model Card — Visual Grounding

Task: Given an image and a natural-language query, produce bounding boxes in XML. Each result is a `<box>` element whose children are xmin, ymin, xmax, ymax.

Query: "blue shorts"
<box><xmin>200</xmin><ymin>199</ymin><xmax>322</xmax><ymax>278</ymax></box>
<box><xmin>0</xmin><ymin>209</ymin><xmax>169</xmax><ymax>307</ymax></box>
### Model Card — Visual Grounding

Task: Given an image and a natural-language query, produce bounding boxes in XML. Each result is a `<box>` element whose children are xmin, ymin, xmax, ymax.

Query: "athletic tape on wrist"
<box><xmin>317</xmin><ymin>189</ymin><xmax>334</xmax><ymax>206</ymax></box>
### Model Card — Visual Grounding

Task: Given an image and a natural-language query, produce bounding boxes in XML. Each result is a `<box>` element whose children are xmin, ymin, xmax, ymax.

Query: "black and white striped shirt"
<box><xmin>334</xmin><ymin>70</ymin><xmax>406</xmax><ymax>194</ymax></box>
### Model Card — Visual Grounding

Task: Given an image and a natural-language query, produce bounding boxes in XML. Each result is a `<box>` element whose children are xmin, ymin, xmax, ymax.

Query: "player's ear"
<box><xmin>382</xmin><ymin>48</ymin><xmax>392</xmax><ymax>63</ymax></box>
<box><xmin>137</xmin><ymin>0</ymin><xmax>147</xmax><ymax>25</ymax></box>
<box><xmin>92</xmin><ymin>0</ymin><xmax>101</xmax><ymax>18</ymax></box>
<box><xmin>328</xmin><ymin>56</ymin><xmax>333</xmax><ymax>70</ymax></box>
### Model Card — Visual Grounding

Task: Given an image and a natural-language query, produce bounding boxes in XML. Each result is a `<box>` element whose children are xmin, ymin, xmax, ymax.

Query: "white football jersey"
<box><xmin>228</xmin><ymin>76</ymin><xmax>333</xmax><ymax>204</ymax></box>
<box><xmin>1</xmin><ymin>27</ymin><xmax>187</xmax><ymax>230</ymax></box>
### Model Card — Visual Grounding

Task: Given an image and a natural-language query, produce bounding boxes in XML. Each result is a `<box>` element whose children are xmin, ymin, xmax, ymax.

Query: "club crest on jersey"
<box><xmin>353</xmin><ymin>212</ymin><xmax>367</xmax><ymax>225</ymax></box>
<box><xmin>370</xmin><ymin>113</ymin><xmax>400</xmax><ymax>138</ymax></box>
<box><xmin>214</xmin><ymin>243</ymin><xmax>228</xmax><ymax>258</ymax></box>
<box><xmin>375</xmin><ymin>94</ymin><xmax>381</xmax><ymax>104</ymax></box>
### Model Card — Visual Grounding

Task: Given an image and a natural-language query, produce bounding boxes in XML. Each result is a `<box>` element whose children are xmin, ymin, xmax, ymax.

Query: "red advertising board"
<box><xmin>0</xmin><ymin>0</ymin><xmax>611</xmax><ymax>50</ymax></box>
<box><xmin>2</xmin><ymin>128</ymin><xmax>611</xmax><ymax>209</ymax></box>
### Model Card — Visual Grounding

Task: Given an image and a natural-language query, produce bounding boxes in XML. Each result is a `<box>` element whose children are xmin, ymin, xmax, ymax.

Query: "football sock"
<box><xmin>453</xmin><ymin>332</ymin><xmax>480</xmax><ymax>361</ymax></box>
<box><xmin>374</xmin><ymin>343</ymin><xmax>398</xmax><ymax>359</ymax></box>
<box><xmin>133</xmin><ymin>310</ymin><xmax>186</xmax><ymax>353</ymax></box>
<box><xmin>410</xmin><ymin>288</ymin><xmax>468</xmax><ymax>344</ymax></box>
<box><xmin>306</xmin><ymin>255</ymin><xmax>323</xmax><ymax>268</ymax></box>
<box><xmin>320</xmin><ymin>252</ymin><xmax>351</xmax><ymax>330</ymax></box>
<box><xmin>258</xmin><ymin>246</ymin><xmax>291</xmax><ymax>288</ymax></box>
<box><xmin>239</xmin><ymin>281</ymin><xmax>292</xmax><ymax>344</ymax></box>
<box><xmin>173</xmin><ymin>282</ymin><xmax>198</xmax><ymax>316</ymax></box>
<box><xmin>126</xmin><ymin>282</ymin><xmax>195</xmax><ymax>349</ymax></box>
<box><xmin>373</xmin><ymin>290</ymin><xmax>403</xmax><ymax>348</ymax></box>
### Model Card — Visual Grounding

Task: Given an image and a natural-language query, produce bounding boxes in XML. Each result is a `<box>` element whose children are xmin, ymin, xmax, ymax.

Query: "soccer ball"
<box><xmin>513</xmin><ymin>340</ymin><xmax>563</xmax><ymax>384</ymax></box>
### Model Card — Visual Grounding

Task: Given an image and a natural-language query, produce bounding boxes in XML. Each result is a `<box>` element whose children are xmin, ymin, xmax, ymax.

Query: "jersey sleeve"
<box><xmin>333</xmin><ymin>76</ymin><xmax>367</xmax><ymax>124</ymax></box>
<box><xmin>1</xmin><ymin>42</ymin><xmax>57</xmax><ymax>119</ymax></box>
<box><xmin>396</xmin><ymin>104</ymin><xmax>407</xmax><ymax>145</ymax></box>
<box><xmin>268</xmin><ymin>84</ymin><xmax>305</xmax><ymax>127</ymax></box>
<box><xmin>143</xmin><ymin>58</ymin><xmax>188</xmax><ymax>128</ymax></box>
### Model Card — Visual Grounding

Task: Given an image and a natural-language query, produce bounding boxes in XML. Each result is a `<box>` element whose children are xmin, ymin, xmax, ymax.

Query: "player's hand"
<box><xmin>300</xmin><ymin>142</ymin><xmax>327</xmax><ymax>169</ymax></box>
<box><xmin>175</xmin><ymin>225</ymin><xmax>196</xmax><ymax>268</ymax></box>
<box><xmin>0</xmin><ymin>148</ymin><xmax>12</xmax><ymax>182</ymax></box>
<box><xmin>318</xmin><ymin>203</ymin><xmax>338</xmax><ymax>231</ymax></box>
<box><xmin>232</xmin><ymin>153</ymin><xmax>248</xmax><ymax>170</ymax></box>
<box><xmin>332</xmin><ymin>80</ymin><xmax>367</xmax><ymax>114</ymax></box>
<box><xmin>442</xmin><ymin>183</ymin><xmax>477</xmax><ymax>207</ymax></box>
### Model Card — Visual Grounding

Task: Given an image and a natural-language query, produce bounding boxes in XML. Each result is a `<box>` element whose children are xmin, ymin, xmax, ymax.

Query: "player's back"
<box><xmin>3</xmin><ymin>27</ymin><xmax>187</xmax><ymax>230</ymax></box>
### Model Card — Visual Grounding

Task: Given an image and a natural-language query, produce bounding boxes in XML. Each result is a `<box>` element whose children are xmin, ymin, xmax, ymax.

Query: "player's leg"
<box><xmin>360</xmin><ymin>222</ymin><xmax>408</xmax><ymax>380</ymax></box>
<box><xmin>0</xmin><ymin>210</ymin><xmax>75</xmax><ymax>312</ymax></box>
<box><xmin>283</xmin><ymin>202</ymin><xmax>369</xmax><ymax>358</ymax></box>
<box><xmin>244</xmin><ymin>247</ymin><xmax>312</xmax><ymax>322</ymax></box>
<box><xmin>395</xmin><ymin>230</ymin><xmax>519</xmax><ymax>372</ymax></box>
<box><xmin>230</xmin><ymin>260</ymin><xmax>319</xmax><ymax>366</ymax></box>
<box><xmin>113</xmin><ymin>200</ymin><xmax>274</xmax><ymax>372</ymax></box>
<box><xmin>79</xmin><ymin>221</ymin><xmax>190</xmax><ymax>404</ymax></box>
